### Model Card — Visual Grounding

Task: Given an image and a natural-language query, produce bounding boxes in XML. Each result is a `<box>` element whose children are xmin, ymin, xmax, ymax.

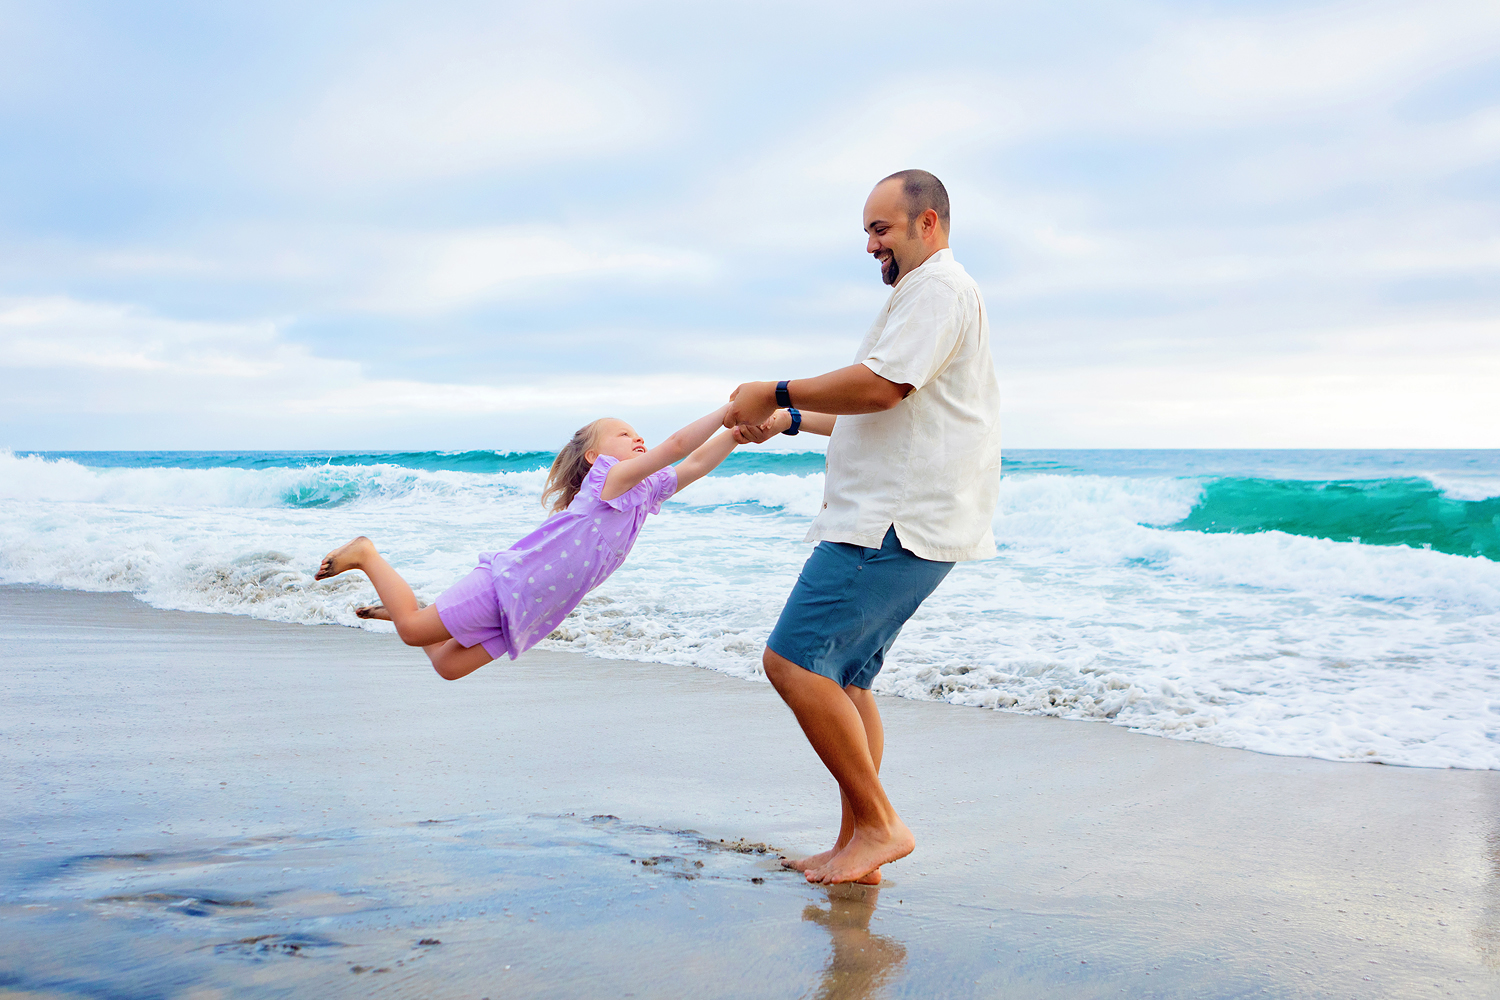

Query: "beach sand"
<box><xmin>2</xmin><ymin>584</ymin><xmax>1497</xmax><ymax>999</ymax></box>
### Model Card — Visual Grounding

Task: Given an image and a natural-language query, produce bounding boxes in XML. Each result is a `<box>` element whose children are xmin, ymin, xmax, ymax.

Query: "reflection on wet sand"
<box><xmin>802</xmin><ymin>882</ymin><xmax>906</xmax><ymax>1000</ymax></box>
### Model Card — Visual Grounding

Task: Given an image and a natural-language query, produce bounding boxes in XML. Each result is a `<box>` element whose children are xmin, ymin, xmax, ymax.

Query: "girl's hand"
<box><xmin>732</xmin><ymin>410</ymin><xmax>790</xmax><ymax>444</ymax></box>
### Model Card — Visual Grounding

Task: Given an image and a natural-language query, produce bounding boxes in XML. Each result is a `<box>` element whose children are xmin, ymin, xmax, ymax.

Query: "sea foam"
<box><xmin>2</xmin><ymin>449</ymin><xmax>1497</xmax><ymax>769</ymax></box>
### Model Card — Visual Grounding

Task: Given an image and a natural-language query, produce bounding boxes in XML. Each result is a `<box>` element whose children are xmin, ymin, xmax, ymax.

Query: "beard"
<box><xmin>878</xmin><ymin>251</ymin><xmax>900</xmax><ymax>285</ymax></box>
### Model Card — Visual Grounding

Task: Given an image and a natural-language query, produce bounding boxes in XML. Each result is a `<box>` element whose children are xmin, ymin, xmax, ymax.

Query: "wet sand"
<box><xmin>2</xmin><ymin>584</ymin><xmax>1497</xmax><ymax>999</ymax></box>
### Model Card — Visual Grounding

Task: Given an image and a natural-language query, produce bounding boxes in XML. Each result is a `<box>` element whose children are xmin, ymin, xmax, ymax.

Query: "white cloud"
<box><xmin>295</xmin><ymin>374</ymin><xmax>725</xmax><ymax>417</ymax></box>
<box><xmin>1003</xmin><ymin>318</ymin><xmax>1500</xmax><ymax>448</ymax></box>
<box><xmin>0</xmin><ymin>297</ymin><xmax>293</xmax><ymax>378</ymax></box>
<box><xmin>18</xmin><ymin>221</ymin><xmax>717</xmax><ymax>318</ymax></box>
<box><xmin>1131</xmin><ymin>2</ymin><xmax>1500</xmax><ymax>120</ymax></box>
<box><xmin>4</xmin><ymin>1</ymin><xmax>1500</xmax><ymax>448</ymax></box>
<box><xmin>0</xmin><ymin>296</ymin><xmax>726</xmax><ymax>428</ymax></box>
<box><xmin>270</xmin><ymin>19</ymin><xmax>672</xmax><ymax>191</ymax></box>
<box><xmin>350</xmin><ymin>225</ymin><xmax>716</xmax><ymax>314</ymax></box>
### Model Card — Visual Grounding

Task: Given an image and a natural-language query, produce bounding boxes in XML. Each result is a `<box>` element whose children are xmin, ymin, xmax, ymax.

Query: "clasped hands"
<box><xmin>724</xmin><ymin>381</ymin><xmax>792</xmax><ymax>445</ymax></box>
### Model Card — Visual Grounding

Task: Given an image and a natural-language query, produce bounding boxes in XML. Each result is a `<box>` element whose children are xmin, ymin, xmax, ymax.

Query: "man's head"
<box><xmin>864</xmin><ymin>169</ymin><xmax>951</xmax><ymax>286</ymax></box>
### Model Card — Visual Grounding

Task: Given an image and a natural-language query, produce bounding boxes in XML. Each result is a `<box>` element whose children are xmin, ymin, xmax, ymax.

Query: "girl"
<box><xmin>314</xmin><ymin>405</ymin><xmax>739</xmax><ymax>680</ymax></box>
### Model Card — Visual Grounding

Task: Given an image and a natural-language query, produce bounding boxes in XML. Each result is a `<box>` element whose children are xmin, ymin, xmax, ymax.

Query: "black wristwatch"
<box><xmin>782</xmin><ymin>407</ymin><xmax>801</xmax><ymax>435</ymax></box>
<box><xmin>775</xmin><ymin>380</ymin><xmax>793</xmax><ymax>409</ymax></box>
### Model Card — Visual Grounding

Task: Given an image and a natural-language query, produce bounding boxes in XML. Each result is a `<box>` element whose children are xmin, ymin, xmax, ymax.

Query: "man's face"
<box><xmin>863</xmin><ymin>180</ymin><xmax>922</xmax><ymax>286</ymax></box>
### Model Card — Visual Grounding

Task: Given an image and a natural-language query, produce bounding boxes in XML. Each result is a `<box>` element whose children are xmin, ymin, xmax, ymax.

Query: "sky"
<box><xmin>1</xmin><ymin>0</ymin><xmax>1497</xmax><ymax>451</ymax></box>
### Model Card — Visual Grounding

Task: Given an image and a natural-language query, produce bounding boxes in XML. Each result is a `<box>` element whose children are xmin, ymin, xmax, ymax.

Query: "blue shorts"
<box><xmin>767</xmin><ymin>526</ymin><xmax>954</xmax><ymax>690</ymax></box>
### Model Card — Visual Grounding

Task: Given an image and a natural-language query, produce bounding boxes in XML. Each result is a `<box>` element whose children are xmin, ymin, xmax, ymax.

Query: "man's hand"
<box><xmin>725</xmin><ymin>381</ymin><xmax>779</xmax><ymax>429</ymax></box>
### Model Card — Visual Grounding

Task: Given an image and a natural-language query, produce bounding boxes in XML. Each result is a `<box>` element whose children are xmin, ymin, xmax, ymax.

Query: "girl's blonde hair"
<box><xmin>541</xmin><ymin>418</ymin><xmax>608</xmax><ymax>513</ymax></box>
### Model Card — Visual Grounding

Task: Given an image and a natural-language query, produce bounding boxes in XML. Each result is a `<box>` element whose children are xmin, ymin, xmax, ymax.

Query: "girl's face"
<box><xmin>586</xmin><ymin>419</ymin><xmax>647</xmax><ymax>463</ymax></box>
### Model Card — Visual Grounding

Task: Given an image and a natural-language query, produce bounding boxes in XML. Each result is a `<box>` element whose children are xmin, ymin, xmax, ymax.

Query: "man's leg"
<box><xmin>786</xmin><ymin>683</ymin><xmax>886</xmax><ymax>884</ymax></box>
<box><xmin>763</xmin><ymin>647</ymin><xmax>913</xmax><ymax>884</ymax></box>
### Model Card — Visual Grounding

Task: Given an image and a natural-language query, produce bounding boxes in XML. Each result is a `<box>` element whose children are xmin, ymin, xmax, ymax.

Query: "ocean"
<box><xmin>3</xmin><ymin>448</ymin><xmax>1497</xmax><ymax>769</ymax></box>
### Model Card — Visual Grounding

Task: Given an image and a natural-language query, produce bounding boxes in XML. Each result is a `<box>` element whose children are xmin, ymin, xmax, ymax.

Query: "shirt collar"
<box><xmin>894</xmin><ymin>247</ymin><xmax>952</xmax><ymax>289</ymax></box>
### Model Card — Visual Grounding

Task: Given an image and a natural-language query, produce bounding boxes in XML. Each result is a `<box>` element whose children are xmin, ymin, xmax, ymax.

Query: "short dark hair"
<box><xmin>880</xmin><ymin>169</ymin><xmax>950</xmax><ymax>232</ymax></box>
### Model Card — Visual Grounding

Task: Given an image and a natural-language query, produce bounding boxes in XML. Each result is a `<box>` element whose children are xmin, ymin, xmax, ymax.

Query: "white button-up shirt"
<box><xmin>806</xmin><ymin>248</ymin><xmax>1001</xmax><ymax>562</ymax></box>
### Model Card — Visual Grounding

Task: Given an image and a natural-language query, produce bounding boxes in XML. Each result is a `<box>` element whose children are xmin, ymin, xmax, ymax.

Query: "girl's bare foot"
<box><xmin>785</xmin><ymin>849</ymin><xmax>881</xmax><ymax>884</ymax></box>
<box><xmin>806</xmin><ymin>822</ymin><xmax>913</xmax><ymax>885</ymax></box>
<box><xmin>355</xmin><ymin>601</ymin><xmax>426</xmax><ymax>621</ymax></box>
<box><xmin>315</xmin><ymin>536</ymin><xmax>375</xmax><ymax>580</ymax></box>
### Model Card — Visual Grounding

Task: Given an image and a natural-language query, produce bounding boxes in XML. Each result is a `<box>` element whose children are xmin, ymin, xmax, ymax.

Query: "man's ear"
<box><xmin>922</xmin><ymin>208</ymin><xmax>940</xmax><ymax>240</ymax></box>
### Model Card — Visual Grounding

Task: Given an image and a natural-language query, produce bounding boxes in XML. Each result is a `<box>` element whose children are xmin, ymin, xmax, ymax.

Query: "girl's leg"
<box><xmin>424</xmin><ymin>640</ymin><xmax>494</xmax><ymax>681</ymax></box>
<box><xmin>316</xmin><ymin>536</ymin><xmax>451</xmax><ymax>647</ymax></box>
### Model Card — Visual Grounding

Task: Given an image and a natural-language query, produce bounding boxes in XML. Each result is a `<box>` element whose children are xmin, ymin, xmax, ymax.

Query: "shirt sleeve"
<box><xmin>861</xmin><ymin>275</ymin><xmax>969</xmax><ymax>391</ymax></box>
<box><xmin>583</xmin><ymin>456</ymin><xmax>677</xmax><ymax>513</ymax></box>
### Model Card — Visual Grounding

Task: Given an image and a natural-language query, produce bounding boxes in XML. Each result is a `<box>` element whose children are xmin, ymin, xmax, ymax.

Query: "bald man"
<box><xmin>725</xmin><ymin>169</ymin><xmax>1002</xmax><ymax>884</ymax></box>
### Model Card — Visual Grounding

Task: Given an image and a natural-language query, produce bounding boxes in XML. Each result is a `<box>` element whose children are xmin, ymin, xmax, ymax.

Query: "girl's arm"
<box><xmin>673</xmin><ymin>429</ymin><xmax>738</xmax><ymax>492</ymax></box>
<box><xmin>730</xmin><ymin>408</ymin><xmax>836</xmax><ymax>444</ymax></box>
<box><xmin>763</xmin><ymin>409</ymin><xmax>836</xmax><ymax>437</ymax></box>
<box><xmin>601</xmin><ymin>404</ymin><xmax>731</xmax><ymax>502</ymax></box>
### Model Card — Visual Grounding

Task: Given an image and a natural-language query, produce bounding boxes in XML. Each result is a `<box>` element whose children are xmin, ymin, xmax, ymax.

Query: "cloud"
<box><xmin>0</xmin><ymin>296</ymin><xmax>725</xmax><ymax>434</ymax></box>
<box><xmin>267</xmin><ymin>16</ymin><xmax>674</xmax><ymax>192</ymax></box>
<box><xmin>0</xmin><ymin>297</ymin><xmax>293</xmax><ymax>379</ymax></box>
<box><xmin>348</xmin><ymin>225</ymin><xmax>717</xmax><ymax>315</ymax></box>
<box><xmin>2</xmin><ymin>220</ymin><xmax>718</xmax><ymax>321</ymax></box>
<box><xmin>2</xmin><ymin>0</ymin><xmax>1499</xmax><ymax>448</ymax></box>
<box><xmin>1006</xmin><ymin>356</ymin><xmax>1500</xmax><ymax>449</ymax></box>
<box><xmin>1128</xmin><ymin>2</ymin><xmax>1500</xmax><ymax>122</ymax></box>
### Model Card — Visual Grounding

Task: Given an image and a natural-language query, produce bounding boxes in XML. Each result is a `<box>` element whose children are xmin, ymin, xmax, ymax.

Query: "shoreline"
<box><xmin>3</xmin><ymin>584</ymin><xmax>1498</xmax><ymax>998</ymax></box>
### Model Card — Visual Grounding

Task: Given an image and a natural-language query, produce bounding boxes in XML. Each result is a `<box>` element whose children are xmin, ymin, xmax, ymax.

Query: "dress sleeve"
<box><xmin>646</xmin><ymin>466</ymin><xmax>679</xmax><ymax>514</ymax></box>
<box><xmin>862</xmin><ymin>276</ymin><xmax>970</xmax><ymax>391</ymax></box>
<box><xmin>583</xmin><ymin>455</ymin><xmax>676</xmax><ymax>513</ymax></box>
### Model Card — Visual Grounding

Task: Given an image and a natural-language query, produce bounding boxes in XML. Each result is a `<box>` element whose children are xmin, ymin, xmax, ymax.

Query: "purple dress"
<box><xmin>435</xmin><ymin>455</ymin><xmax>678</xmax><ymax>660</ymax></box>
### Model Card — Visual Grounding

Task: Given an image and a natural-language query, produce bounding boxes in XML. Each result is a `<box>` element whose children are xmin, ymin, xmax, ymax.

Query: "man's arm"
<box><xmin>724</xmin><ymin>364</ymin><xmax>912</xmax><ymax>429</ymax></box>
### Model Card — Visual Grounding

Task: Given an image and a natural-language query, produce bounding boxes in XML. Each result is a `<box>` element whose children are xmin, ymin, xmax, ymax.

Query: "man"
<box><xmin>725</xmin><ymin>169</ymin><xmax>1001</xmax><ymax>885</ymax></box>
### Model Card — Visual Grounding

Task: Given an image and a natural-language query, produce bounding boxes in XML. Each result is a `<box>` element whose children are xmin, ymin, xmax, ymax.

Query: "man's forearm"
<box><xmin>784</xmin><ymin>364</ymin><xmax>909</xmax><ymax>414</ymax></box>
<box><xmin>725</xmin><ymin>365</ymin><xmax>910</xmax><ymax>428</ymax></box>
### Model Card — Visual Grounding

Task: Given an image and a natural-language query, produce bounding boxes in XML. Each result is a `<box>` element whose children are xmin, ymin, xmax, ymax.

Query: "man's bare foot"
<box><xmin>805</xmin><ymin>822</ymin><xmax>913</xmax><ymax>885</ymax></box>
<box><xmin>785</xmin><ymin>848</ymin><xmax>881</xmax><ymax>884</ymax></box>
<box><xmin>315</xmin><ymin>536</ymin><xmax>375</xmax><ymax>581</ymax></box>
<box><xmin>783</xmin><ymin>848</ymin><xmax>836</xmax><ymax>873</ymax></box>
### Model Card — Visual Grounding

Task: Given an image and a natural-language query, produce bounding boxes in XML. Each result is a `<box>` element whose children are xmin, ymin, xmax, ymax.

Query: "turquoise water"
<box><xmin>1176</xmin><ymin>477</ymin><xmax>1500</xmax><ymax>560</ymax></box>
<box><xmin>21</xmin><ymin>448</ymin><xmax>1499</xmax><ymax>560</ymax></box>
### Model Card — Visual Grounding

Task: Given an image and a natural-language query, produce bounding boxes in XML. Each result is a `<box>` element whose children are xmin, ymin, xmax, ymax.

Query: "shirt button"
<box><xmin>822</xmin><ymin>502</ymin><xmax>828</xmax><ymax>509</ymax></box>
